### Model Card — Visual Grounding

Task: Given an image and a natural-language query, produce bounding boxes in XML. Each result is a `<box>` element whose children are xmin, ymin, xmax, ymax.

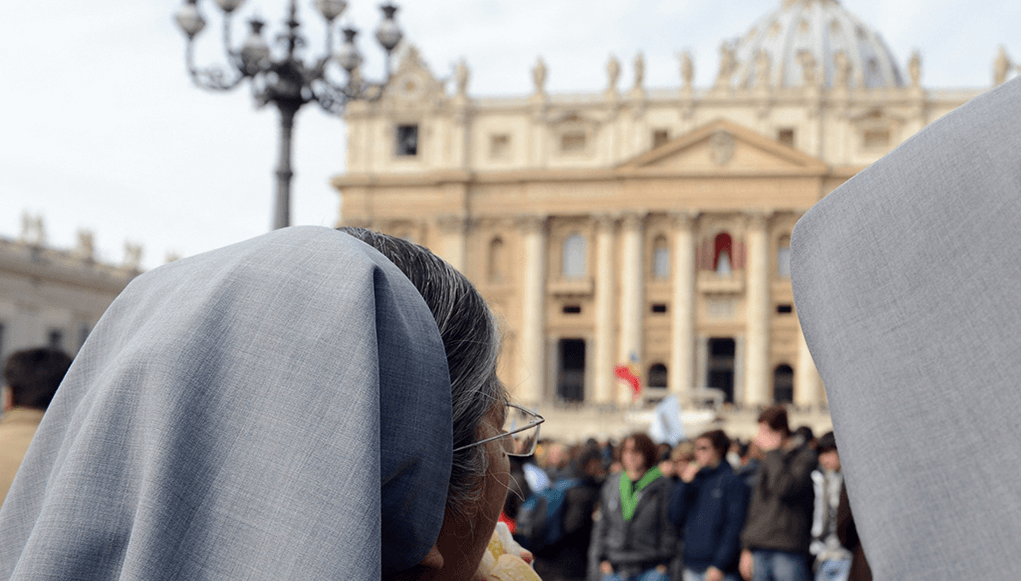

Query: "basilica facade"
<box><xmin>332</xmin><ymin>0</ymin><xmax>1003</xmax><ymax>412</ymax></box>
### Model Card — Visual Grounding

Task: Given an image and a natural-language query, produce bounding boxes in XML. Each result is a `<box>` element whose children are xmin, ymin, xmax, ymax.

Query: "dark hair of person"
<box><xmin>697</xmin><ymin>429</ymin><xmax>731</xmax><ymax>459</ymax></box>
<box><xmin>817</xmin><ymin>431</ymin><xmax>837</xmax><ymax>453</ymax></box>
<box><xmin>795</xmin><ymin>425</ymin><xmax>814</xmax><ymax>444</ymax></box>
<box><xmin>337</xmin><ymin>227</ymin><xmax>505</xmax><ymax>519</ymax></box>
<box><xmin>576</xmin><ymin>447</ymin><xmax>603</xmax><ymax>474</ymax></box>
<box><xmin>624</xmin><ymin>432</ymin><xmax>659</xmax><ymax>471</ymax></box>
<box><xmin>3</xmin><ymin>347</ymin><xmax>72</xmax><ymax>410</ymax></box>
<box><xmin>757</xmin><ymin>405</ymin><xmax>791</xmax><ymax>436</ymax></box>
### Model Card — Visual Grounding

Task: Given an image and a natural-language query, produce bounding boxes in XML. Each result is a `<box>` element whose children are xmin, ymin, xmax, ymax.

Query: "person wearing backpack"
<box><xmin>526</xmin><ymin>446</ymin><xmax>605</xmax><ymax>581</ymax></box>
<box><xmin>588</xmin><ymin>433</ymin><xmax>678</xmax><ymax>581</ymax></box>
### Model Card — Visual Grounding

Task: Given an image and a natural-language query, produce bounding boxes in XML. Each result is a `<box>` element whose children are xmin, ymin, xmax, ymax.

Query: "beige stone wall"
<box><xmin>332</xmin><ymin>41</ymin><xmax>989</xmax><ymax>412</ymax></box>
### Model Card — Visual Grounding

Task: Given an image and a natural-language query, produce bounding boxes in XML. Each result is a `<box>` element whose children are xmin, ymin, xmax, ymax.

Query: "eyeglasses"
<box><xmin>453</xmin><ymin>402</ymin><xmax>545</xmax><ymax>457</ymax></box>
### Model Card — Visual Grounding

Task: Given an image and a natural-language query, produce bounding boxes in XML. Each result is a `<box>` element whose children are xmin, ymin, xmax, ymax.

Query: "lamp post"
<box><xmin>175</xmin><ymin>0</ymin><xmax>403</xmax><ymax>230</ymax></box>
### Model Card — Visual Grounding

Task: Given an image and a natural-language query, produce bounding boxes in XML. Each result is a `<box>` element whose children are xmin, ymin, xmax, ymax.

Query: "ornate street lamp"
<box><xmin>175</xmin><ymin>0</ymin><xmax>403</xmax><ymax>229</ymax></box>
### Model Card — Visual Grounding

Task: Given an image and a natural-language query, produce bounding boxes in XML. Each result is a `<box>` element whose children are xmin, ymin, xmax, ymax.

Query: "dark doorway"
<box><xmin>773</xmin><ymin>364</ymin><xmax>794</xmax><ymax>404</ymax></box>
<box><xmin>707</xmin><ymin>338</ymin><xmax>736</xmax><ymax>403</ymax></box>
<box><xmin>557</xmin><ymin>338</ymin><xmax>586</xmax><ymax>402</ymax></box>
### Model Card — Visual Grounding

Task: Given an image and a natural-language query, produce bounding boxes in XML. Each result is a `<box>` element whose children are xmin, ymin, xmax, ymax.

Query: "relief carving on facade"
<box><xmin>709</xmin><ymin>130</ymin><xmax>736</xmax><ymax>166</ymax></box>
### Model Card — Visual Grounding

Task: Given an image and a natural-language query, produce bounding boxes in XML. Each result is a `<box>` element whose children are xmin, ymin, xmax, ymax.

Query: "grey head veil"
<box><xmin>0</xmin><ymin>226</ymin><xmax>452</xmax><ymax>579</ymax></box>
<box><xmin>791</xmin><ymin>78</ymin><xmax>1021</xmax><ymax>579</ymax></box>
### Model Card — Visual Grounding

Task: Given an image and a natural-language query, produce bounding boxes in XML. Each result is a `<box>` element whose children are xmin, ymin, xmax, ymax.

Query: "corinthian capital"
<box><xmin>669</xmin><ymin>210</ymin><xmax>699</xmax><ymax>231</ymax></box>
<box><xmin>514</xmin><ymin>214</ymin><xmax>549</xmax><ymax>234</ymax></box>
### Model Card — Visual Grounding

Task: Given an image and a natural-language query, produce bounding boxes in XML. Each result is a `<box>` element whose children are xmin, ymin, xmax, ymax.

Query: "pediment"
<box><xmin>616</xmin><ymin>119</ymin><xmax>829</xmax><ymax>176</ymax></box>
<box><xmin>380</xmin><ymin>45</ymin><xmax>445</xmax><ymax>107</ymax></box>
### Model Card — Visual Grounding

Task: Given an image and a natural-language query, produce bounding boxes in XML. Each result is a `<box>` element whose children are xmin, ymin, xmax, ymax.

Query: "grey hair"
<box><xmin>338</xmin><ymin>227</ymin><xmax>505</xmax><ymax>519</ymax></box>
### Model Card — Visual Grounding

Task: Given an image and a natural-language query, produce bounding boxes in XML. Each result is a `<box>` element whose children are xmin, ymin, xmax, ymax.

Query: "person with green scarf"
<box><xmin>589</xmin><ymin>432</ymin><xmax>679</xmax><ymax>581</ymax></box>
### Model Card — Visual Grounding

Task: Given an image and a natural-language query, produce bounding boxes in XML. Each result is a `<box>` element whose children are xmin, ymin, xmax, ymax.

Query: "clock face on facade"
<box><xmin>396</xmin><ymin>71</ymin><xmax>428</xmax><ymax>101</ymax></box>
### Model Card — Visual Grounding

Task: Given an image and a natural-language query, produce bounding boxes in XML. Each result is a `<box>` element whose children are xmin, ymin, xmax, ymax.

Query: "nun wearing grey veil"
<box><xmin>0</xmin><ymin>226</ymin><xmax>506</xmax><ymax>579</ymax></box>
<box><xmin>791</xmin><ymin>77</ymin><xmax>1021</xmax><ymax>579</ymax></box>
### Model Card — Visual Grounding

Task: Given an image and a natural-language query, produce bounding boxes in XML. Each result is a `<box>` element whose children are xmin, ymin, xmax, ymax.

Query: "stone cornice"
<box><xmin>0</xmin><ymin>242</ymin><xmax>138</xmax><ymax>294</ymax></box>
<box><xmin>332</xmin><ymin>164</ymin><xmax>833</xmax><ymax>189</ymax></box>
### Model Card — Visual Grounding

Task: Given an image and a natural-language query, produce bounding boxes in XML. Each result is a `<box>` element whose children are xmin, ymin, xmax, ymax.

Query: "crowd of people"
<box><xmin>504</xmin><ymin>406</ymin><xmax>870</xmax><ymax>581</ymax></box>
<box><xmin>0</xmin><ymin>338</ymin><xmax>868</xmax><ymax>581</ymax></box>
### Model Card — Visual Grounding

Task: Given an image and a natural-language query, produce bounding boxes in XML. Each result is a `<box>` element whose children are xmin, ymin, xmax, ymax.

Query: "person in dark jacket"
<box><xmin>533</xmin><ymin>447</ymin><xmax>605</xmax><ymax>581</ymax></box>
<box><xmin>739</xmin><ymin>406</ymin><xmax>817</xmax><ymax>581</ymax></box>
<box><xmin>669</xmin><ymin>430</ymin><xmax>749</xmax><ymax>581</ymax></box>
<box><xmin>589</xmin><ymin>432</ymin><xmax>678</xmax><ymax>581</ymax></box>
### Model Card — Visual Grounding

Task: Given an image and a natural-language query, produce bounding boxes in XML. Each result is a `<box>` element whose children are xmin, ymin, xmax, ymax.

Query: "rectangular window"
<box><xmin>563</xmin><ymin>305</ymin><xmax>582</xmax><ymax>314</ymax></box>
<box><xmin>777</xmin><ymin>304</ymin><xmax>793</xmax><ymax>314</ymax></box>
<box><xmin>777</xmin><ymin>128</ymin><xmax>795</xmax><ymax>147</ymax></box>
<box><xmin>863</xmin><ymin>128</ymin><xmax>890</xmax><ymax>149</ymax></box>
<box><xmin>489</xmin><ymin>134</ymin><xmax>510</xmax><ymax>160</ymax></box>
<box><xmin>777</xmin><ymin>246</ymin><xmax>791</xmax><ymax>278</ymax></box>
<box><xmin>395</xmin><ymin>124</ymin><xmax>419</xmax><ymax>156</ymax></box>
<box><xmin>652</xmin><ymin>129</ymin><xmax>670</xmax><ymax>148</ymax></box>
<box><xmin>653</xmin><ymin>246</ymin><xmax>671</xmax><ymax>279</ymax></box>
<box><xmin>651</xmin><ymin>304</ymin><xmax>668</xmax><ymax>314</ymax></box>
<box><xmin>560</xmin><ymin>132</ymin><xmax>587</xmax><ymax>153</ymax></box>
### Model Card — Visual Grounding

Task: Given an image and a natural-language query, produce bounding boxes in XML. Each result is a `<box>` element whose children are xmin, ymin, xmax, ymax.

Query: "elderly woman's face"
<box><xmin>428</xmin><ymin>403</ymin><xmax>510</xmax><ymax>581</ymax></box>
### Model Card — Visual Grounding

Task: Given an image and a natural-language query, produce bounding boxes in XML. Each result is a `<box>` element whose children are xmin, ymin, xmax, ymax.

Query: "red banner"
<box><xmin>614</xmin><ymin>364</ymin><xmax>642</xmax><ymax>398</ymax></box>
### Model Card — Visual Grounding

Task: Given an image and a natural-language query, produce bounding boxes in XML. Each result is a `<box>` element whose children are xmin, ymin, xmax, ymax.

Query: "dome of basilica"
<box><xmin>727</xmin><ymin>0</ymin><xmax>905</xmax><ymax>90</ymax></box>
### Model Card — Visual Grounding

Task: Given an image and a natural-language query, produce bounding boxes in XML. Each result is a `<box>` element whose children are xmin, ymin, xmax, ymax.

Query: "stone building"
<box><xmin>0</xmin><ymin>216</ymin><xmax>140</xmax><ymax>361</ymax></box>
<box><xmin>332</xmin><ymin>0</ymin><xmax>1005</xmax><ymax>414</ymax></box>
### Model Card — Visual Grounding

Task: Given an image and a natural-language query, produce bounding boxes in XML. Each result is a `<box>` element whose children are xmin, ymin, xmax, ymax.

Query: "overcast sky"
<box><xmin>2</xmin><ymin>0</ymin><xmax>1018</xmax><ymax>269</ymax></box>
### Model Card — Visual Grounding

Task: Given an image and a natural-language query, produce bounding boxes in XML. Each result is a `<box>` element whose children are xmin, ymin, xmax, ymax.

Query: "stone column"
<box><xmin>695</xmin><ymin>335</ymin><xmax>709</xmax><ymax>392</ymax></box>
<box><xmin>518</xmin><ymin>215</ymin><xmax>548</xmax><ymax>405</ymax></box>
<box><xmin>436</xmin><ymin>215</ymin><xmax>469</xmax><ymax>272</ymax></box>
<box><xmin>593</xmin><ymin>214</ymin><xmax>617</xmax><ymax>405</ymax></box>
<box><xmin>744</xmin><ymin>212</ymin><xmax>771</xmax><ymax>406</ymax></box>
<box><xmin>795</xmin><ymin>324</ymin><xmax>823</xmax><ymax>408</ymax></box>
<box><xmin>669</xmin><ymin>211</ymin><xmax>697</xmax><ymax>401</ymax></box>
<box><xmin>617</xmin><ymin>212</ymin><xmax>645</xmax><ymax>405</ymax></box>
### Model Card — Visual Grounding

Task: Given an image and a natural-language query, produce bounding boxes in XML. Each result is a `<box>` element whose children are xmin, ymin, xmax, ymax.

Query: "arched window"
<box><xmin>648</xmin><ymin>363</ymin><xmax>668</xmax><ymax>389</ymax></box>
<box><xmin>773</xmin><ymin>364</ymin><xmax>794</xmax><ymax>404</ymax></box>
<box><xmin>488</xmin><ymin>237</ymin><xmax>506</xmax><ymax>283</ymax></box>
<box><xmin>562</xmin><ymin>234</ymin><xmax>587</xmax><ymax>278</ymax></box>
<box><xmin>714</xmin><ymin>232</ymin><xmax>733</xmax><ymax>277</ymax></box>
<box><xmin>777</xmin><ymin>234</ymin><xmax>791</xmax><ymax>278</ymax></box>
<box><xmin>652</xmin><ymin>235</ymin><xmax>670</xmax><ymax>279</ymax></box>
